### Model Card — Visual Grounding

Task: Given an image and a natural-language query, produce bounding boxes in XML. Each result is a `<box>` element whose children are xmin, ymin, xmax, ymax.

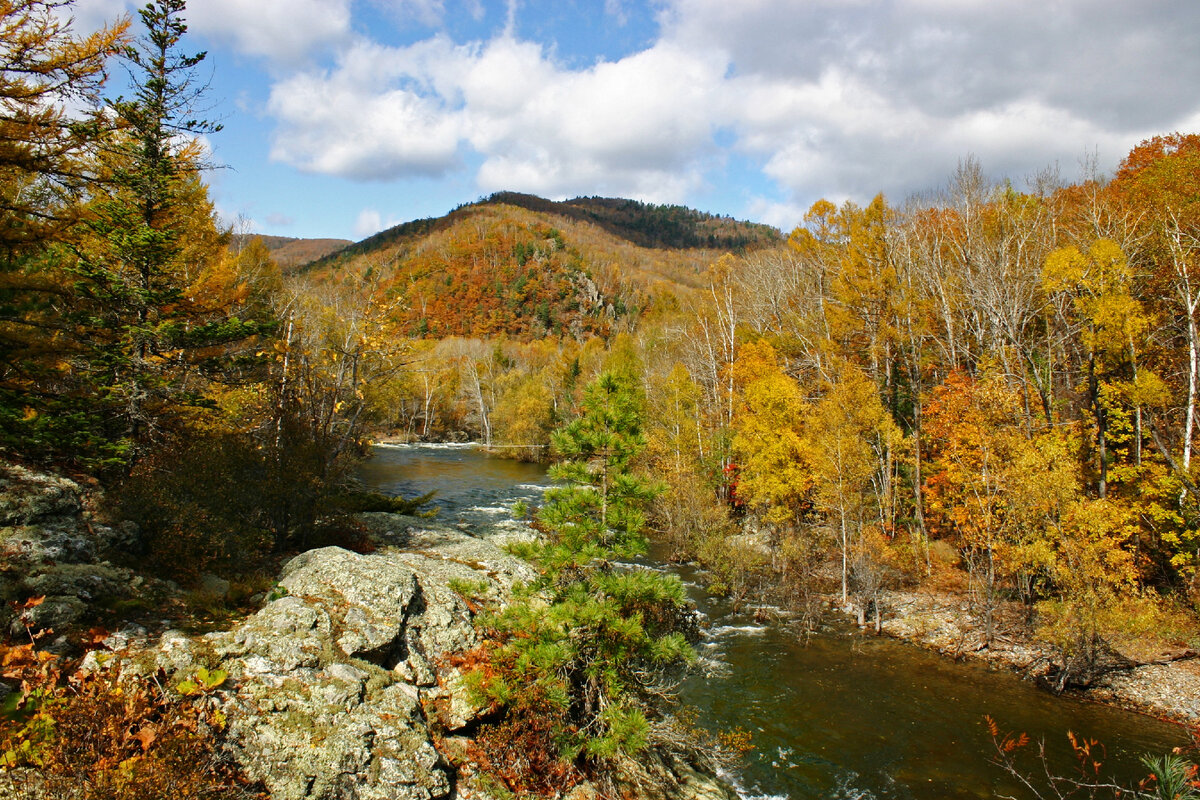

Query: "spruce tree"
<box><xmin>62</xmin><ymin>0</ymin><xmax>264</xmax><ymax>469</ymax></box>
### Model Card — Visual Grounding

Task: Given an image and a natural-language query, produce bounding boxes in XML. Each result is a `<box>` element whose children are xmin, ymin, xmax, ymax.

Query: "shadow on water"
<box><xmin>359</xmin><ymin>444</ymin><xmax>1189</xmax><ymax>800</ymax></box>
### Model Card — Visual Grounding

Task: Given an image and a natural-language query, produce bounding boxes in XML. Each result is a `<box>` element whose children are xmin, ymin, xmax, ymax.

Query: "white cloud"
<box><xmin>604</xmin><ymin>0</ymin><xmax>629</xmax><ymax>26</ymax></box>
<box><xmin>250</xmin><ymin>0</ymin><xmax>1200</xmax><ymax>221</ymax></box>
<box><xmin>267</xmin><ymin>37</ymin><xmax>467</xmax><ymax>179</ymax></box>
<box><xmin>185</xmin><ymin>0</ymin><xmax>352</xmax><ymax>66</ymax></box>
<box><xmin>744</xmin><ymin>198</ymin><xmax>807</xmax><ymax>233</ymax></box>
<box><xmin>67</xmin><ymin>0</ymin><xmax>352</xmax><ymax>67</ymax></box>
<box><xmin>354</xmin><ymin>208</ymin><xmax>403</xmax><ymax>238</ymax></box>
<box><xmin>382</xmin><ymin>0</ymin><xmax>447</xmax><ymax>28</ymax></box>
<box><xmin>62</xmin><ymin>0</ymin><xmax>130</xmax><ymax>36</ymax></box>
<box><xmin>266</xmin><ymin>33</ymin><xmax>725</xmax><ymax>201</ymax></box>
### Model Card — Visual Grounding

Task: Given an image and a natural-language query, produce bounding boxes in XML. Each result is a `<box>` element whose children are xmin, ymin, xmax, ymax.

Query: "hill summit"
<box><xmin>303</xmin><ymin>193</ymin><xmax>780</xmax><ymax>340</ymax></box>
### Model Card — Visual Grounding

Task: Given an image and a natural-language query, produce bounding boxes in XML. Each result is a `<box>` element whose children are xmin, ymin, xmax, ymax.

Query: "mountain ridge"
<box><xmin>292</xmin><ymin>193</ymin><xmax>782</xmax><ymax>341</ymax></box>
<box><xmin>306</xmin><ymin>192</ymin><xmax>781</xmax><ymax>272</ymax></box>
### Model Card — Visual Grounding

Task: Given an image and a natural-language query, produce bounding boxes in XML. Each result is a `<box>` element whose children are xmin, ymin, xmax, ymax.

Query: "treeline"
<box><xmin>0</xmin><ymin>1</ymin><xmax>407</xmax><ymax>580</ymax></box>
<box><xmin>480</xmin><ymin>192</ymin><xmax>782</xmax><ymax>251</ymax></box>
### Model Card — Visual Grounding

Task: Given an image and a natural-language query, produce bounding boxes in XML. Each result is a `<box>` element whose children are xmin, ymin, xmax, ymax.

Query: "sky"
<box><xmin>68</xmin><ymin>0</ymin><xmax>1200</xmax><ymax>242</ymax></box>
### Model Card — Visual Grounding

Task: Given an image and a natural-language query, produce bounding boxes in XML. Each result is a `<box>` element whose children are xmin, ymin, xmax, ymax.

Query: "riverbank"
<box><xmin>872</xmin><ymin>588</ymin><xmax>1200</xmax><ymax>726</ymax></box>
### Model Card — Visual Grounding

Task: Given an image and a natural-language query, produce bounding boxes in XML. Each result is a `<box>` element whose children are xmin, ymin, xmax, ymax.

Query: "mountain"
<box><xmin>231</xmin><ymin>234</ymin><xmax>351</xmax><ymax>271</ymax></box>
<box><xmin>306</xmin><ymin>193</ymin><xmax>780</xmax><ymax>340</ymax></box>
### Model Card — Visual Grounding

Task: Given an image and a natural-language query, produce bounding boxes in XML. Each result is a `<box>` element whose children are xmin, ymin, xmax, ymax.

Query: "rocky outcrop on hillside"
<box><xmin>0</xmin><ymin>464</ymin><xmax>162</xmax><ymax>650</ymax></box>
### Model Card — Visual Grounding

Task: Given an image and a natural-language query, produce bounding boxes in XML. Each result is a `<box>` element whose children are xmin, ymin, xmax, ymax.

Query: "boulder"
<box><xmin>0</xmin><ymin>464</ymin><xmax>82</xmax><ymax>526</ymax></box>
<box><xmin>199</xmin><ymin>572</ymin><xmax>231</xmax><ymax>598</ymax></box>
<box><xmin>24</xmin><ymin>562</ymin><xmax>136</xmax><ymax>602</ymax></box>
<box><xmin>71</xmin><ymin>515</ymin><xmax>736</xmax><ymax>800</ymax></box>
<box><xmin>126</xmin><ymin>540</ymin><xmax>497</xmax><ymax>800</ymax></box>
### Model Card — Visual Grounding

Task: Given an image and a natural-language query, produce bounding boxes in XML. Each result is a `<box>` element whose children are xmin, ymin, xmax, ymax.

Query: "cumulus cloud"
<box><xmin>267</xmin><ymin>33</ymin><xmax>725</xmax><ymax>200</ymax></box>
<box><xmin>69</xmin><ymin>0</ymin><xmax>352</xmax><ymax>67</ymax></box>
<box><xmin>268</xmin><ymin>60</ymin><xmax>464</xmax><ymax>180</ymax></box>
<box><xmin>662</xmin><ymin>0</ymin><xmax>1200</xmax><ymax>206</ymax></box>
<box><xmin>63</xmin><ymin>0</ymin><xmax>130</xmax><ymax>36</ymax></box>
<box><xmin>185</xmin><ymin>0</ymin><xmax>352</xmax><ymax>66</ymax></box>
<box><xmin>257</xmin><ymin>0</ymin><xmax>1200</xmax><ymax>221</ymax></box>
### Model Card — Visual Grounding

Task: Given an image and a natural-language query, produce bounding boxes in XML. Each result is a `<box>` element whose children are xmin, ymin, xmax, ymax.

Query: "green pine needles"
<box><xmin>478</xmin><ymin>371</ymin><xmax>696</xmax><ymax>776</ymax></box>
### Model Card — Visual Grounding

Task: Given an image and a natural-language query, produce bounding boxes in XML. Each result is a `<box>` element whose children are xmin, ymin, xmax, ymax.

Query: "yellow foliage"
<box><xmin>731</xmin><ymin>346</ymin><xmax>813</xmax><ymax>527</ymax></box>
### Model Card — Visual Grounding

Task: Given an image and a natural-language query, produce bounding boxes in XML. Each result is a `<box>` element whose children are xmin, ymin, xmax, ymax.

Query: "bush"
<box><xmin>0</xmin><ymin>643</ymin><xmax>263</xmax><ymax>799</ymax></box>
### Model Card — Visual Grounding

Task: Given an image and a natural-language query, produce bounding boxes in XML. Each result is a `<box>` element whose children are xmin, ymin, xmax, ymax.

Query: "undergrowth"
<box><xmin>0</xmin><ymin>639</ymin><xmax>264</xmax><ymax>799</ymax></box>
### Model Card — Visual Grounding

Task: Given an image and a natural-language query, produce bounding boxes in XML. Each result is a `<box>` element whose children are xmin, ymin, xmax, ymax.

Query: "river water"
<box><xmin>358</xmin><ymin>443</ymin><xmax>1188</xmax><ymax>800</ymax></box>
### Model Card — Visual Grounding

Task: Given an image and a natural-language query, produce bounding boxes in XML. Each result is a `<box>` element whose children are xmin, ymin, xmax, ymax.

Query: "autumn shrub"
<box><xmin>453</xmin><ymin>645</ymin><xmax>585</xmax><ymax>798</ymax></box>
<box><xmin>0</xmin><ymin>642</ymin><xmax>263</xmax><ymax>800</ymax></box>
<box><xmin>696</xmin><ymin>533</ymin><xmax>770</xmax><ymax>612</ymax></box>
<box><xmin>648</xmin><ymin>465</ymin><xmax>733</xmax><ymax>562</ymax></box>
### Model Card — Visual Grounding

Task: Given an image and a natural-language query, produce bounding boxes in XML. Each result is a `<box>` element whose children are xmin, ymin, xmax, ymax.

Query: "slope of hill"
<box><xmin>232</xmin><ymin>234</ymin><xmax>351</xmax><ymax>271</ymax></box>
<box><xmin>303</xmin><ymin>194</ymin><xmax>779</xmax><ymax>340</ymax></box>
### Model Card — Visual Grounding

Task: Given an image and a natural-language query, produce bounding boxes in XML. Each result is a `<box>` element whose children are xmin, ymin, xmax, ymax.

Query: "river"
<box><xmin>358</xmin><ymin>443</ymin><xmax>1188</xmax><ymax>800</ymax></box>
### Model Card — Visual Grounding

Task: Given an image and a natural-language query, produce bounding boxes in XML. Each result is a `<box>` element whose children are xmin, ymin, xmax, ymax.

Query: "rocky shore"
<box><xmin>874</xmin><ymin>589</ymin><xmax>1200</xmax><ymax>726</ymax></box>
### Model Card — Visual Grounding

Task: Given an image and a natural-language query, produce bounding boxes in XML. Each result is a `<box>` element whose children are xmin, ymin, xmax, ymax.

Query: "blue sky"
<box><xmin>71</xmin><ymin>0</ymin><xmax>1200</xmax><ymax>242</ymax></box>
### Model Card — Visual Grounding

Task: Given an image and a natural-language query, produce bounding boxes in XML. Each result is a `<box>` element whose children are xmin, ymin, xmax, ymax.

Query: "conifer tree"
<box><xmin>0</xmin><ymin>1</ymin><xmax>127</xmax><ymax>461</ymax></box>
<box><xmin>63</xmin><ymin>0</ymin><xmax>263</xmax><ymax>468</ymax></box>
<box><xmin>483</xmin><ymin>371</ymin><xmax>694</xmax><ymax>771</ymax></box>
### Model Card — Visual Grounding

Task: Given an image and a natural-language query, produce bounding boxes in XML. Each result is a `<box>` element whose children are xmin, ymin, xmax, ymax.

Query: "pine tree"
<box><xmin>538</xmin><ymin>371</ymin><xmax>660</xmax><ymax>571</ymax></box>
<box><xmin>482</xmin><ymin>372</ymin><xmax>695</xmax><ymax>771</ymax></box>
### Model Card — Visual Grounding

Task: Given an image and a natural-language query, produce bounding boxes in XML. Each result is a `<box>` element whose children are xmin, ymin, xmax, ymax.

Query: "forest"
<box><xmin>0</xmin><ymin>0</ymin><xmax>1198</xmax><ymax>797</ymax></box>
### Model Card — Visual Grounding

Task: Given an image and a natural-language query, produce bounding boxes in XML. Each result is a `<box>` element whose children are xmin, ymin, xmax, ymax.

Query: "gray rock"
<box><xmin>280</xmin><ymin>546</ymin><xmax>420</xmax><ymax>662</ymax></box>
<box><xmin>9</xmin><ymin>595</ymin><xmax>85</xmax><ymax>637</ymax></box>
<box><xmin>276</xmin><ymin>546</ymin><xmax>480</xmax><ymax>683</ymax></box>
<box><xmin>199</xmin><ymin>572</ymin><xmax>231</xmax><ymax>597</ymax></box>
<box><xmin>24</xmin><ymin>562</ymin><xmax>133</xmax><ymax>602</ymax></box>
<box><xmin>213</xmin><ymin>596</ymin><xmax>332</xmax><ymax>672</ymax></box>
<box><xmin>0</xmin><ymin>464</ymin><xmax>81</xmax><ymax>526</ymax></box>
<box><xmin>226</xmin><ymin>676</ymin><xmax>450</xmax><ymax>800</ymax></box>
<box><xmin>434</xmin><ymin>666</ymin><xmax>489</xmax><ymax>732</ymax></box>
<box><xmin>159</xmin><ymin>543</ymin><xmax>490</xmax><ymax>798</ymax></box>
<box><xmin>76</xmin><ymin>518</ymin><xmax>737</xmax><ymax>800</ymax></box>
<box><xmin>359</xmin><ymin>513</ymin><xmax>538</xmax><ymax>592</ymax></box>
<box><xmin>1</xmin><ymin>521</ymin><xmax>99</xmax><ymax>567</ymax></box>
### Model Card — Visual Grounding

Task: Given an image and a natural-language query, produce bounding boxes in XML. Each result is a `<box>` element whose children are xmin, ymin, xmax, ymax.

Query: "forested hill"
<box><xmin>303</xmin><ymin>195</ymin><xmax>774</xmax><ymax>340</ymax></box>
<box><xmin>230</xmin><ymin>234</ymin><xmax>352</xmax><ymax>271</ymax></box>
<box><xmin>310</xmin><ymin>192</ymin><xmax>779</xmax><ymax>269</ymax></box>
<box><xmin>475</xmin><ymin>192</ymin><xmax>782</xmax><ymax>250</ymax></box>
